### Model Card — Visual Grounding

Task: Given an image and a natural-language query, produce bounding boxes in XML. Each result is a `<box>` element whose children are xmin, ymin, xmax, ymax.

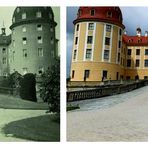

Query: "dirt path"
<box><xmin>67</xmin><ymin>85</ymin><xmax>148</xmax><ymax>141</ymax></box>
<box><xmin>0</xmin><ymin>109</ymin><xmax>46</xmax><ymax>141</ymax></box>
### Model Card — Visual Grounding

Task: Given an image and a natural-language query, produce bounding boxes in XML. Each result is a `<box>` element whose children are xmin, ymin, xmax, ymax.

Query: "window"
<box><xmin>23</xmin><ymin>49</ymin><xmax>27</xmax><ymax>58</ymax></box>
<box><xmin>72</xmin><ymin>70</ymin><xmax>75</xmax><ymax>78</ymax></box>
<box><xmin>135</xmin><ymin>59</ymin><xmax>140</xmax><ymax>67</ymax></box>
<box><xmin>105</xmin><ymin>37</ymin><xmax>110</xmax><ymax>45</ymax></box>
<box><xmin>2</xmin><ymin>48</ymin><xmax>6</xmax><ymax>54</ymax></box>
<box><xmin>37</xmin><ymin>24</ymin><xmax>42</xmax><ymax>31</ymax></box>
<box><xmin>38</xmin><ymin>36</ymin><xmax>43</xmax><ymax>44</ymax></box>
<box><xmin>84</xmin><ymin>70</ymin><xmax>90</xmax><ymax>80</ymax></box>
<box><xmin>119</xmin><ymin>29</ymin><xmax>122</xmax><ymax>36</ymax></box>
<box><xmin>75</xmin><ymin>37</ymin><xmax>78</xmax><ymax>45</ymax></box>
<box><xmin>107</xmin><ymin>11</ymin><xmax>112</xmax><ymax>18</ymax></box>
<box><xmin>38</xmin><ymin>48</ymin><xmax>43</xmax><ymax>57</ymax></box>
<box><xmin>16</xmin><ymin>7</ymin><xmax>20</xmax><ymax>13</ymax></box>
<box><xmin>38</xmin><ymin>67</ymin><xmax>44</xmax><ymax>74</ymax></box>
<box><xmin>2</xmin><ymin>57</ymin><xmax>6</xmax><ymax>64</ymax></box>
<box><xmin>12</xmin><ymin>17</ymin><xmax>15</xmax><ymax>23</ymax></box>
<box><xmin>22</xmin><ymin>13</ymin><xmax>26</xmax><ymax>19</ymax></box>
<box><xmin>76</xmin><ymin>24</ymin><xmax>79</xmax><ymax>31</ymax></box>
<box><xmin>127</xmin><ymin>49</ymin><xmax>131</xmax><ymax>55</ymax></box>
<box><xmin>73</xmin><ymin>49</ymin><xmax>77</xmax><ymax>60</ymax></box>
<box><xmin>50</xmin><ymin>26</ymin><xmax>54</xmax><ymax>32</ymax></box>
<box><xmin>22</xmin><ymin>26</ymin><xmax>26</xmax><ymax>32</ymax></box>
<box><xmin>85</xmin><ymin>49</ymin><xmax>92</xmax><ymax>59</ymax></box>
<box><xmin>118</xmin><ymin>52</ymin><xmax>120</xmax><ymax>62</ymax></box>
<box><xmin>106</xmin><ymin>24</ymin><xmax>111</xmax><ymax>32</ymax></box>
<box><xmin>136</xmin><ymin>49</ymin><xmax>140</xmax><ymax>55</ymax></box>
<box><xmin>104</xmin><ymin>50</ymin><xmax>109</xmax><ymax>60</ymax></box>
<box><xmin>87</xmin><ymin>36</ymin><xmax>93</xmax><ymax>44</ymax></box>
<box><xmin>88</xmin><ymin>23</ymin><xmax>94</xmax><ymax>30</ymax></box>
<box><xmin>103</xmin><ymin>70</ymin><xmax>107</xmax><ymax>79</ymax></box>
<box><xmin>23</xmin><ymin>67</ymin><xmax>28</xmax><ymax>74</ymax></box>
<box><xmin>118</xmin><ymin>41</ymin><xmax>121</xmax><ymax>48</ymax></box>
<box><xmin>145</xmin><ymin>49</ymin><xmax>148</xmax><ymax>55</ymax></box>
<box><xmin>138</xmin><ymin>39</ymin><xmax>142</xmax><ymax>43</ymax></box>
<box><xmin>49</xmin><ymin>13</ymin><xmax>53</xmax><ymax>19</ymax></box>
<box><xmin>90</xmin><ymin>9</ymin><xmax>95</xmax><ymax>16</ymax></box>
<box><xmin>51</xmin><ymin>37</ymin><xmax>54</xmax><ymax>44</ymax></box>
<box><xmin>36</xmin><ymin>11</ymin><xmax>42</xmax><ymax>18</ymax></box>
<box><xmin>127</xmin><ymin>59</ymin><xmax>131</xmax><ymax>67</ymax></box>
<box><xmin>22</xmin><ymin>37</ymin><xmax>27</xmax><ymax>44</ymax></box>
<box><xmin>145</xmin><ymin>60</ymin><xmax>148</xmax><ymax>67</ymax></box>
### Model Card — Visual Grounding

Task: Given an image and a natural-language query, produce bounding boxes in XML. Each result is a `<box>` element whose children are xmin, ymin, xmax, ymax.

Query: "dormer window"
<box><xmin>138</xmin><ymin>39</ymin><xmax>142</xmax><ymax>43</ymax></box>
<box><xmin>12</xmin><ymin>17</ymin><xmax>15</xmax><ymax>23</ymax></box>
<box><xmin>17</xmin><ymin>7</ymin><xmax>20</xmax><ymax>13</ymax></box>
<box><xmin>90</xmin><ymin>9</ymin><xmax>95</xmax><ymax>16</ymax></box>
<box><xmin>36</xmin><ymin>11</ymin><xmax>42</xmax><ymax>18</ymax></box>
<box><xmin>107</xmin><ymin>11</ymin><xmax>112</xmax><ymax>18</ymax></box>
<box><xmin>128</xmin><ymin>39</ymin><xmax>131</xmax><ymax>43</ymax></box>
<box><xmin>78</xmin><ymin>10</ymin><xmax>82</xmax><ymax>17</ymax></box>
<box><xmin>22</xmin><ymin>13</ymin><xmax>26</xmax><ymax>19</ymax></box>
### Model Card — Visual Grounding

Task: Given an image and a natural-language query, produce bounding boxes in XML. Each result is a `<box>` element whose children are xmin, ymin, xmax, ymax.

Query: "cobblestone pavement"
<box><xmin>67</xmin><ymin>85</ymin><xmax>148</xmax><ymax>141</ymax></box>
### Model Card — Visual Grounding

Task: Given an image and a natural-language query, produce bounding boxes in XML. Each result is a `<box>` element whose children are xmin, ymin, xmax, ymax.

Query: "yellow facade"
<box><xmin>71</xmin><ymin>21</ymin><xmax>125</xmax><ymax>81</ymax></box>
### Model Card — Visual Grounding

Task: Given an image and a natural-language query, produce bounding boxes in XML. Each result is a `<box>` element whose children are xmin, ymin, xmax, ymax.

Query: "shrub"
<box><xmin>20</xmin><ymin>73</ymin><xmax>37</xmax><ymax>102</ymax></box>
<box><xmin>40</xmin><ymin>58</ymin><xmax>60</xmax><ymax>114</ymax></box>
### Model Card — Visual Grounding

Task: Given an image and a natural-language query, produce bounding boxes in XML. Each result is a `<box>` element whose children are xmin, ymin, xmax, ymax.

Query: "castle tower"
<box><xmin>70</xmin><ymin>7</ymin><xmax>125</xmax><ymax>81</ymax></box>
<box><xmin>9</xmin><ymin>7</ymin><xmax>57</xmax><ymax>75</ymax></box>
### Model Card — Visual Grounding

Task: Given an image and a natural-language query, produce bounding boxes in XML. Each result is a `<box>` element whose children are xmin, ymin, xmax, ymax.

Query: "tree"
<box><xmin>40</xmin><ymin>58</ymin><xmax>60</xmax><ymax>114</ymax></box>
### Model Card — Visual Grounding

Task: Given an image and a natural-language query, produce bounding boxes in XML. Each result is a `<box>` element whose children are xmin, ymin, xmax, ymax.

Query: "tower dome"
<box><xmin>74</xmin><ymin>7</ymin><xmax>124</xmax><ymax>29</ymax></box>
<box><xmin>10</xmin><ymin>7</ymin><xmax>57</xmax><ymax>29</ymax></box>
<box><xmin>9</xmin><ymin>7</ymin><xmax>57</xmax><ymax>75</ymax></box>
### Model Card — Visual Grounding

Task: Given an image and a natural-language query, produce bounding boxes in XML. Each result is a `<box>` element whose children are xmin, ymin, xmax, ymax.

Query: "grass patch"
<box><xmin>0</xmin><ymin>94</ymin><xmax>48</xmax><ymax>110</ymax></box>
<box><xmin>67</xmin><ymin>104</ymin><xmax>80</xmax><ymax>111</ymax></box>
<box><xmin>2</xmin><ymin>114</ymin><xmax>60</xmax><ymax>141</ymax></box>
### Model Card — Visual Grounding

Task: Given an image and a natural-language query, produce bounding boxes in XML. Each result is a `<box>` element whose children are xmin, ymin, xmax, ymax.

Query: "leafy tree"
<box><xmin>40</xmin><ymin>58</ymin><xmax>60</xmax><ymax>114</ymax></box>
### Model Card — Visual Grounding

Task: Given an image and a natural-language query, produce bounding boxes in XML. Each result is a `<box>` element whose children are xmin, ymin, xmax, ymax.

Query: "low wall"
<box><xmin>67</xmin><ymin>80</ymin><xmax>148</xmax><ymax>102</ymax></box>
<box><xmin>0</xmin><ymin>87</ymin><xmax>17</xmax><ymax>95</ymax></box>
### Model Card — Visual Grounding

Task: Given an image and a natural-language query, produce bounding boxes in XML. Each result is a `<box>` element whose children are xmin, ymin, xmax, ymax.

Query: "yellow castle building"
<box><xmin>70</xmin><ymin>7</ymin><xmax>148</xmax><ymax>81</ymax></box>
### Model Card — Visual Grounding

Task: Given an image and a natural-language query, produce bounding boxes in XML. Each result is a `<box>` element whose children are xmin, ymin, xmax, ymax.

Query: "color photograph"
<box><xmin>67</xmin><ymin>6</ymin><xmax>148</xmax><ymax>141</ymax></box>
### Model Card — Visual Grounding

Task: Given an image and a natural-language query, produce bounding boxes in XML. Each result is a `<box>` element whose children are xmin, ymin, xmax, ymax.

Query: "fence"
<box><xmin>67</xmin><ymin>80</ymin><xmax>148</xmax><ymax>102</ymax></box>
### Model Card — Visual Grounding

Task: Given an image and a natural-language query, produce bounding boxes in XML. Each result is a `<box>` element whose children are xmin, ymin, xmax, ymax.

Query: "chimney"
<box><xmin>136</xmin><ymin>27</ymin><xmax>141</xmax><ymax>37</ymax></box>
<box><xmin>145</xmin><ymin>31</ymin><xmax>148</xmax><ymax>37</ymax></box>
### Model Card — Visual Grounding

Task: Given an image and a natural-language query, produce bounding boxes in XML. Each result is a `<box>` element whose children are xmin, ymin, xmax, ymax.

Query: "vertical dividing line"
<box><xmin>61</xmin><ymin>5</ymin><xmax>66</xmax><ymax>142</ymax></box>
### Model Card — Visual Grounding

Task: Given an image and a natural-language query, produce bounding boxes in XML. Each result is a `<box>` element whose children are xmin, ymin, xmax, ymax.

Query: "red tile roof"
<box><xmin>74</xmin><ymin>7</ymin><xmax>125</xmax><ymax>29</ymax></box>
<box><xmin>123</xmin><ymin>35</ymin><xmax>148</xmax><ymax>46</ymax></box>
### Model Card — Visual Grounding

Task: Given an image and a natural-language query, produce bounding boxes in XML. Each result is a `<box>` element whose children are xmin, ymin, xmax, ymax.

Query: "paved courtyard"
<box><xmin>67</xmin><ymin>85</ymin><xmax>148</xmax><ymax>141</ymax></box>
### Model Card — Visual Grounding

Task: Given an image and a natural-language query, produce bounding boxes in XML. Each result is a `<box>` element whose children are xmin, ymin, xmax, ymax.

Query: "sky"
<box><xmin>66</xmin><ymin>7</ymin><xmax>148</xmax><ymax>77</ymax></box>
<box><xmin>0</xmin><ymin>7</ymin><xmax>60</xmax><ymax>48</ymax></box>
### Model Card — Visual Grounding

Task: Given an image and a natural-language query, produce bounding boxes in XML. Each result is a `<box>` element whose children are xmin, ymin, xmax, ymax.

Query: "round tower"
<box><xmin>70</xmin><ymin>7</ymin><xmax>125</xmax><ymax>81</ymax></box>
<box><xmin>9</xmin><ymin>7</ymin><xmax>57</xmax><ymax>75</ymax></box>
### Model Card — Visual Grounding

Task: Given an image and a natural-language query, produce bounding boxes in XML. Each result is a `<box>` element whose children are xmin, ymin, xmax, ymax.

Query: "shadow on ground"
<box><xmin>2</xmin><ymin>114</ymin><xmax>60</xmax><ymax>141</ymax></box>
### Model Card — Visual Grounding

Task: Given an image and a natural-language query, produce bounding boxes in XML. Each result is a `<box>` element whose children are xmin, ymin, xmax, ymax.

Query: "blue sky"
<box><xmin>66</xmin><ymin>7</ymin><xmax>148</xmax><ymax>77</ymax></box>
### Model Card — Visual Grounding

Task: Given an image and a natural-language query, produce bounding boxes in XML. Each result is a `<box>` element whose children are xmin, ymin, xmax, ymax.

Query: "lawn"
<box><xmin>0</xmin><ymin>94</ymin><xmax>48</xmax><ymax>110</ymax></box>
<box><xmin>2</xmin><ymin>114</ymin><xmax>60</xmax><ymax>141</ymax></box>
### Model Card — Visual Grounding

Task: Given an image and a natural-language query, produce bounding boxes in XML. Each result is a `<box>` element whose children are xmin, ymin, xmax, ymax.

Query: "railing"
<box><xmin>67</xmin><ymin>80</ymin><xmax>148</xmax><ymax>102</ymax></box>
